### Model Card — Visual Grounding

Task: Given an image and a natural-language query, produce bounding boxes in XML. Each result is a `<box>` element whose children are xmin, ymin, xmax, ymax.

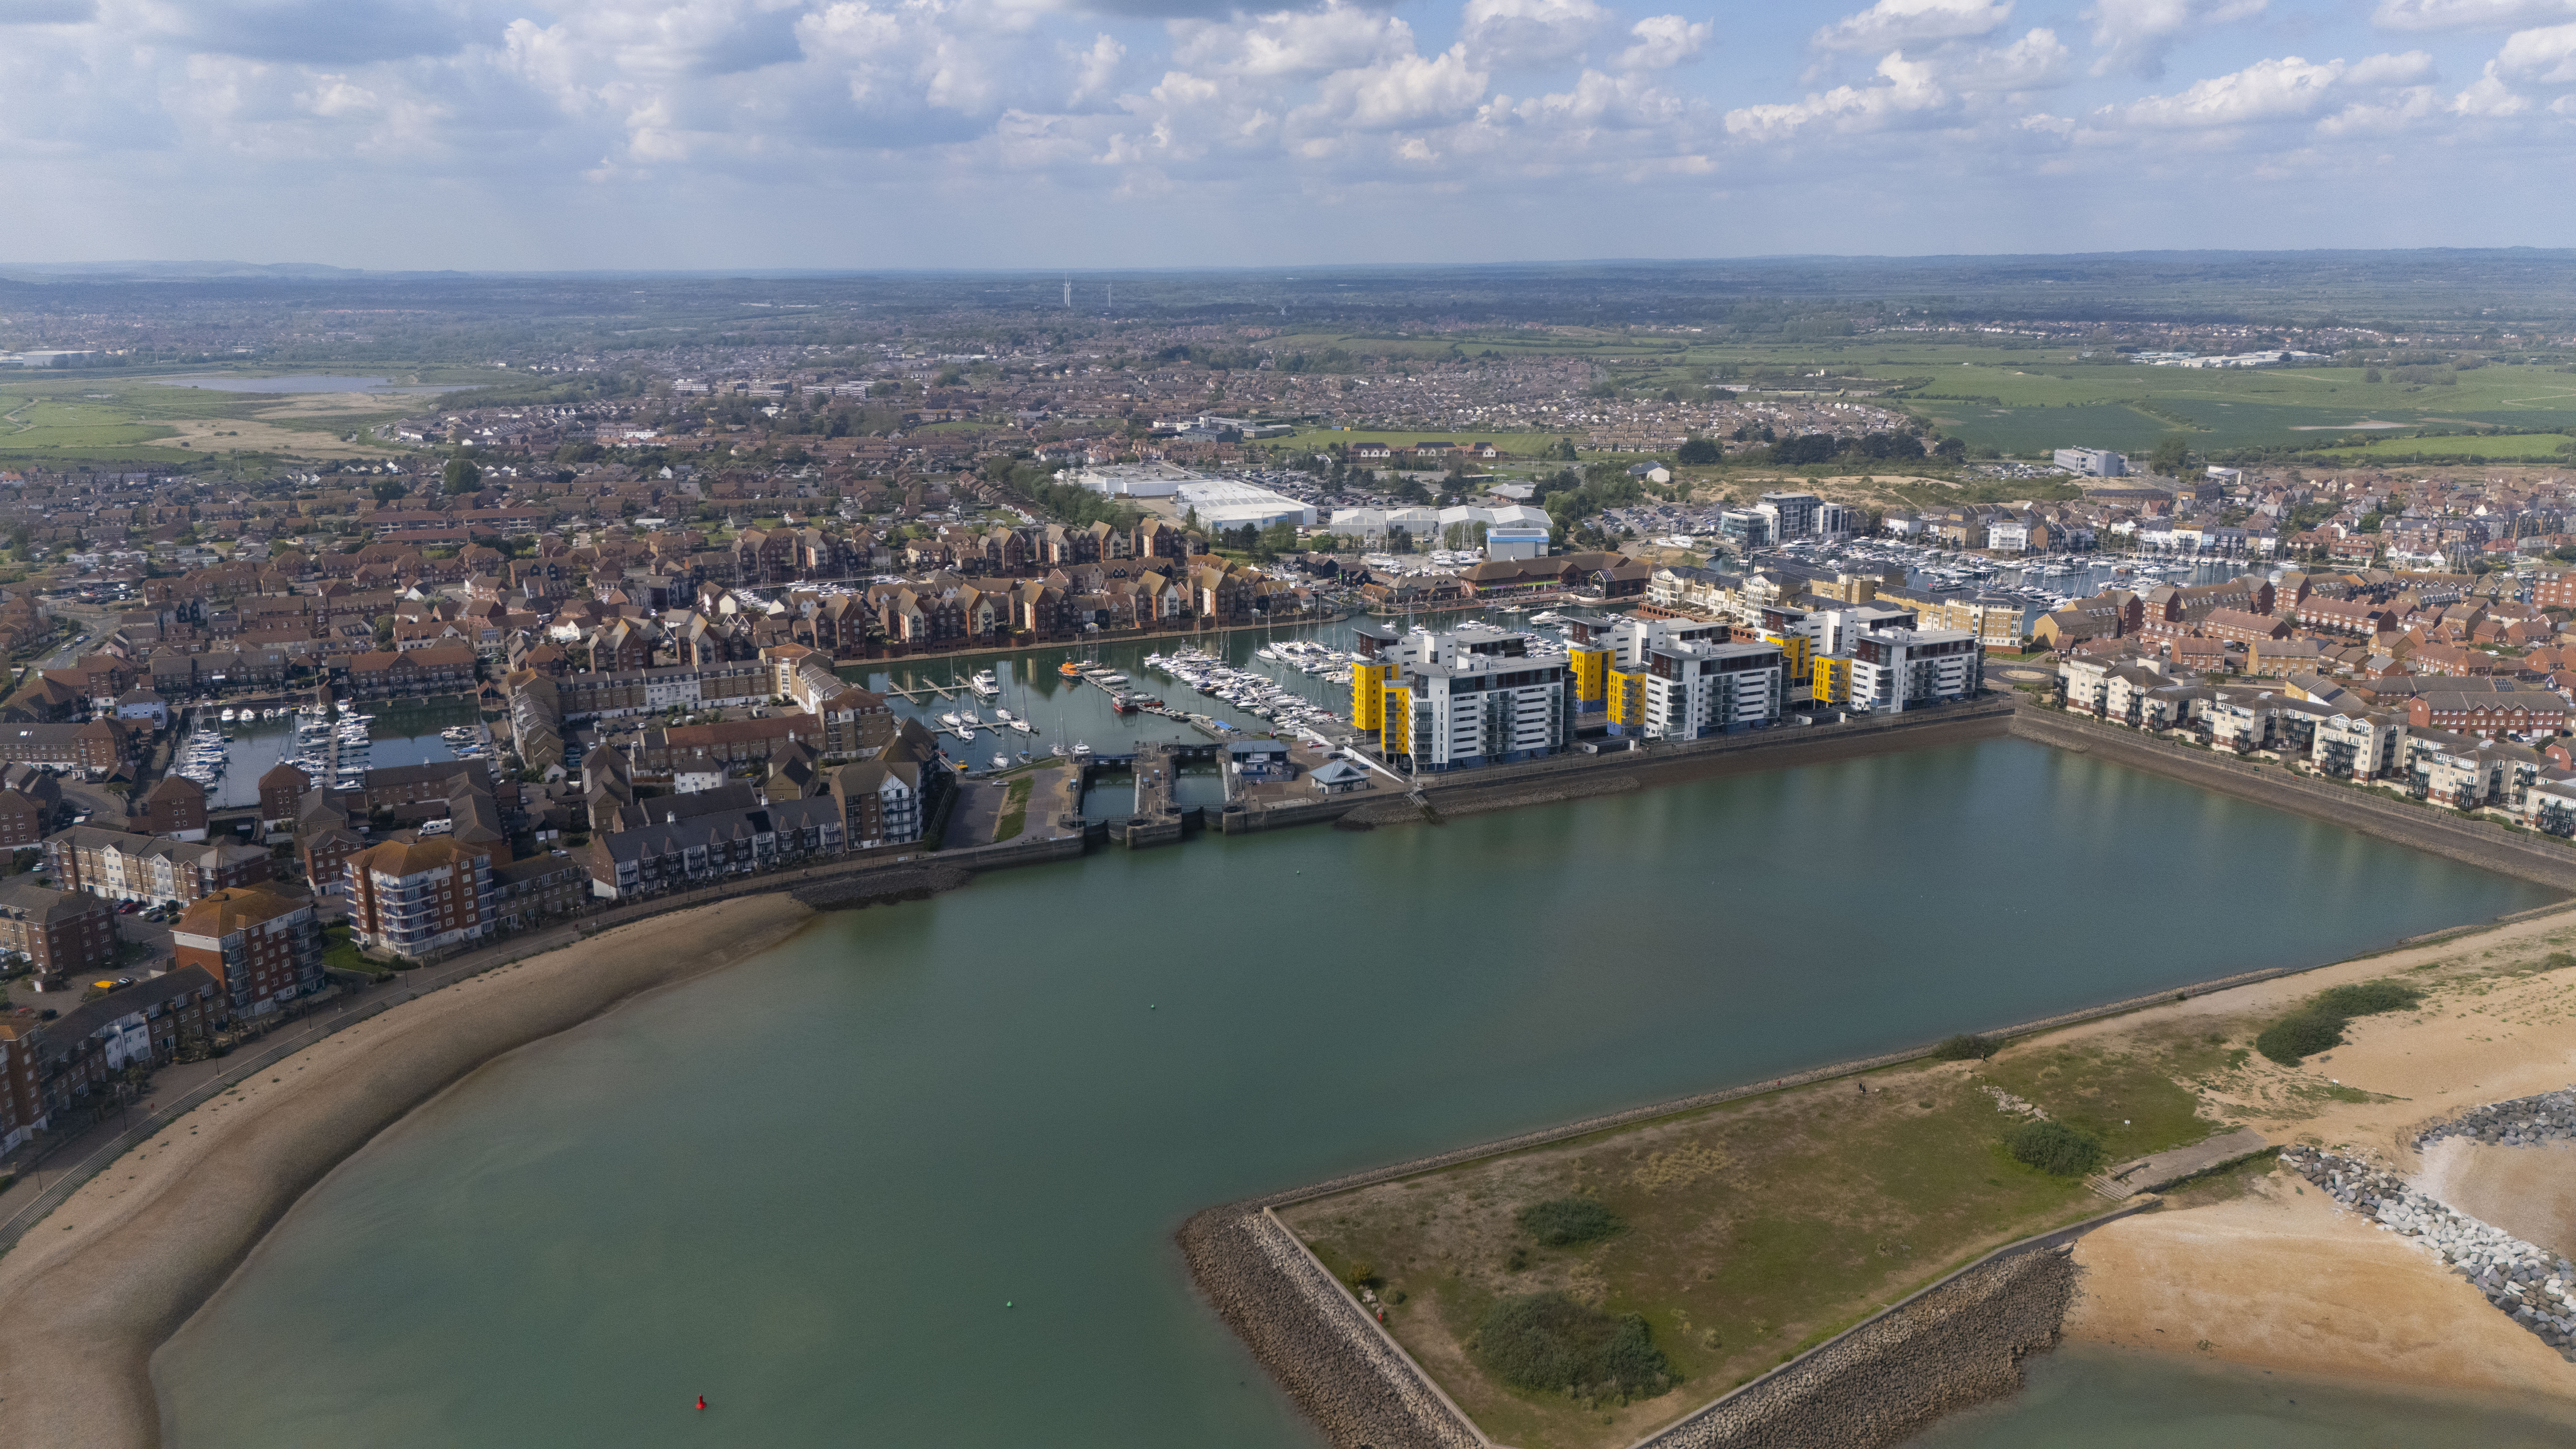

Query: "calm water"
<box><xmin>200</xmin><ymin>714</ymin><xmax>461</xmax><ymax>809</ymax></box>
<box><xmin>1904</xmin><ymin>1344</ymin><xmax>2576</xmax><ymax>1447</ymax></box>
<box><xmin>150</xmin><ymin>740</ymin><xmax>2551</xmax><ymax>1447</ymax></box>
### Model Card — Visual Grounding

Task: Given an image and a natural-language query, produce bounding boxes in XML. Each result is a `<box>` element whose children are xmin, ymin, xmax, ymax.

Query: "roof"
<box><xmin>174</xmin><ymin>885</ymin><xmax>310</xmax><ymax>939</ymax></box>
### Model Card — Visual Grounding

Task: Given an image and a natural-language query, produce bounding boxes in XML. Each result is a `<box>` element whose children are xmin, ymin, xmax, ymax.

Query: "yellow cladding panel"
<box><xmin>1605</xmin><ymin>668</ymin><xmax>1644</xmax><ymax>727</ymax></box>
<box><xmin>1568</xmin><ymin>646</ymin><xmax>1609</xmax><ymax>705</ymax></box>
<box><xmin>1350</xmin><ymin>661</ymin><xmax>1390</xmax><ymax>731</ymax></box>
<box><xmin>1762</xmin><ymin>632</ymin><xmax>1811</xmax><ymax>677</ymax></box>
<box><xmin>1380</xmin><ymin>685</ymin><xmax>1411</xmax><ymax>756</ymax></box>
<box><xmin>1812</xmin><ymin>656</ymin><xmax>1849</xmax><ymax>704</ymax></box>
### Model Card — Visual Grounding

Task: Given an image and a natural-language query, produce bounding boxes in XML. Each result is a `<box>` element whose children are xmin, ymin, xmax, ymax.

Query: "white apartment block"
<box><xmin>2310</xmin><ymin>711</ymin><xmax>2404</xmax><ymax>781</ymax></box>
<box><xmin>1848</xmin><ymin>628</ymin><xmax>1982</xmax><ymax>713</ymax></box>
<box><xmin>1640</xmin><ymin>641</ymin><xmax>1787</xmax><ymax>740</ymax></box>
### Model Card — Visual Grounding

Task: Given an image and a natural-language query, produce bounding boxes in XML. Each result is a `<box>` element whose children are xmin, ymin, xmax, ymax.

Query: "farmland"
<box><xmin>0</xmin><ymin>372</ymin><xmax>482</xmax><ymax>464</ymax></box>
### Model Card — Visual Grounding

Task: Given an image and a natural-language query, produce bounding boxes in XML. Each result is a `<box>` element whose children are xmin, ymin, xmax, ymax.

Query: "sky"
<box><xmin>2</xmin><ymin>0</ymin><xmax>2574</xmax><ymax>270</ymax></box>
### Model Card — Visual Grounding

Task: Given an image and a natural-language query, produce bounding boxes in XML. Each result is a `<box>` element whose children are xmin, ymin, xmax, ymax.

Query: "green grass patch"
<box><xmin>2256</xmin><ymin>978</ymin><xmax>2423</xmax><ymax>1064</ymax></box>
<box><xmin>2005</xmin><ymin>1119</ymin><xmax>2107</xmax><ymax>1177</ymax></box>
<box><xmin>1518</xmin><ymin>1197</ymin><xmax>1623</xmax><ymax>1247</ymax></box>
<box><xmin>1472</xmin><ymin>1292</ymin><xmax>1675</xmax><ymax>1401</ymax></box>
<box><xmin>993</xmin><ymin>777</ymin><xmax>1033</xmax><ymax>842</ymax></box>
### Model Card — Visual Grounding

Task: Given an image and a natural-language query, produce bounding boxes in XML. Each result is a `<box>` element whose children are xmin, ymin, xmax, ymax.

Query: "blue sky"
<box><xmin>2</xmin><ymin>0</ymin><xmax>2572</xmax><ymax>270</ymax></box>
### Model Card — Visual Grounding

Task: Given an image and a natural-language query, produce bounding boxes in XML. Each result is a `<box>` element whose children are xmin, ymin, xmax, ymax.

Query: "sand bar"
<box><xmin>0</xmin><ymin>893</ymin><xmax>816</xmax><ymax>1449</ymax></box>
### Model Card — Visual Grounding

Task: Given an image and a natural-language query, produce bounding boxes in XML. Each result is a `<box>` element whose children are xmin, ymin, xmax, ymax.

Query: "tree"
<box><xmin>2147</xmin><ymin>436</ymin><xmax>2191</xmax><ymax>477</ymax></box>
<box><xmin>443</xmin><ymin>457</ymin><xmax>483</xmax><ymax>495</ymax></box>
<box><xmin>371</xmin><ymin>477</ymin><xmax>409</xmax><ymax>505</ymax></box>
<box><xmin>1675</xmin><ymin>437</ymin><xmax>1721</xmax><ymax>466</ymax></box>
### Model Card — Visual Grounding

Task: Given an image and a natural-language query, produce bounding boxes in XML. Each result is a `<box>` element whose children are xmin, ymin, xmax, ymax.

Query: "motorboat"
<box><xmin>970</xmin><ymin>671</ymin><xmax>1000</xmax><ymax>698</ymax></box>
<box><xmin>1072</xmin><ymin>741</ymin><xmax>1093</xmax><ymax>758</ymax></box>
<box><xmin>990</xmin><ymin>754</ymin><xmax>1009</xmax><ymax>771</ymax></box>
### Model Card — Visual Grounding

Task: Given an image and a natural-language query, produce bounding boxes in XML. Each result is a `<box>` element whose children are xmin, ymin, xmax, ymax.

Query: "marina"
<box><xmin>167</xmin><ymin>700</ymin><xmax>483</xmax><ymax>808</ymax></box>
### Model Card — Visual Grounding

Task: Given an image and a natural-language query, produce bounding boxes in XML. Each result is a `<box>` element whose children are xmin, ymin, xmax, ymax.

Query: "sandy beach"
<box><xmin>0</xmin><ymin>894</ymin><xmax>815</xmax><ymax>1449</ymax></box>
<box><xmin>2046</xmin><ymin>902</ymin><xmax>2576</xmax><ymax>1405</ymax></box>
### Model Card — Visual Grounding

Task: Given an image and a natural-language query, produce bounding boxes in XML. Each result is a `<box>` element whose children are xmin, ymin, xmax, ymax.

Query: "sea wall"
<box><xmin>1632</xmin><ymin>1247</ymin><xmax>2078</xmax><ymax>1449</ymax></box>
<box><xmin>1222</xmin><ymin>699</ymin><xmax>2013</xmax><ymax>835</ymax></box>
<box><xmin>2005</xmin><ymin>703</ymin><xmax>2576</xmax><ymax>892</ymax></box>
<box><xmin>1180</xmin><ymin>1207</ymin><xmax>1487</xmax><ymax>1449</ymax></box>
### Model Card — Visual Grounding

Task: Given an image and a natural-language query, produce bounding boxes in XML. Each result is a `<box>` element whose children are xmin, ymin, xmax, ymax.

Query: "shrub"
<box><xmin>2005</xmin><ymin>1119</ymin><xmax>2107</xmax><ymax>1177</ymax></box>
<box><xmin>1929</xmin><ymin>1033</ymin><xmax>1994</xmax><ymax>1061</ymax></box>
<box><xmin>2311</xmin><ymin>980</ymin><xmax>2422</xmax><ymax>1018</ymax></box>
<box><xmin>2256</xmin><ymin>1011</ymin><xmax>2346</xmax><ymax>1065</ymax></box>
<box><xmin>1342</xmin><ymin>1261</ymin><xmax>1378</xmax><ymax>1289</ymax></box>
<box><xmin>1473</xmin><ymin>1292</ymin><xmax>1675</xmax><ymax>1399</ymax></box>
<box><xmin>1517</xmin><ymin>1197</ymin><xmax>1623</xmax><ymax>1247</ymax></box>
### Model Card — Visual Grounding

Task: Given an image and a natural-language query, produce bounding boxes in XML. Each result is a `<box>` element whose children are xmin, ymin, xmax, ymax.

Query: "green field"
<box><xmin>2309</xmin><ymin>431</ymin><xmax>2576</xmax><ymax>462</ymax></box>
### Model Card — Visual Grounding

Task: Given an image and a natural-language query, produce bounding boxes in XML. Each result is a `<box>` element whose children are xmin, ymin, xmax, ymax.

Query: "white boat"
<box><xmin>939</xmin><ymin>712</ymin><xmax>964</xmax><ymax>728</ymax></box>
<box><xmin>970</xmin><ymin>671</ymin><xmax>1000</xmax><ymax>698</ymax></box>
<box><xmin>1051</xmin><ymin>744</ymin><xmax>1071</xmax><ymax>759</ymax></box>
<box><xmin>1072</xmin><ymin>741</ymin><xmax>1093</xmax><ymax>758</ymax></box>
<box><xmin>1098</xmin><ymin>673</ymin><xmax>1128</xmax><ymax>685</ymax></box>
<box><xmin>994</xmin><ymin>708</ymin><xmax>1016</xmax><ymax>723</ymax></box>
<box><xmin>990</xmin><ymin>754</ymin><xmax>1009</xmax><ymax>771</ymax></box>
<box><xmin>1011</xmin><ymin>720</ymin><xmax>1037</xmax><ymax>734</ymax></box>
<box><xmin>220</xmin><ymin>708</ymin><xmax>236</xmax><ymax>722</ymax></box>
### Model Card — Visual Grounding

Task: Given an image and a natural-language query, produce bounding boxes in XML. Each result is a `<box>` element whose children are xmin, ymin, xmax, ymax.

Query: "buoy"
<box><xmin>1006</xmin><ymin>1300</ymin><xmax>1015</xmax><ymax>1308</ymax></box>
<box><xmin>696</xmin><ymin>1395</ymin><xmax>707</xmax><ymax>1411</ymax></box>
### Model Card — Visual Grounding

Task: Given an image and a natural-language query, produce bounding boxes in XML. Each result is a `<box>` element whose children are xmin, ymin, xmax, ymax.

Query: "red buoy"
<box><xmin>696</xmin><ymin>1395</ymin><xmax>707</xmax><ymax>1411</ymax></box>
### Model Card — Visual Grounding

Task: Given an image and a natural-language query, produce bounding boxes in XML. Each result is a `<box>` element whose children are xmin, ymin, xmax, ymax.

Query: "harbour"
<box><xmin>146</xmin><ymin>738</ymin><xmax>2549</xmax><ymax>1448</ymax></box>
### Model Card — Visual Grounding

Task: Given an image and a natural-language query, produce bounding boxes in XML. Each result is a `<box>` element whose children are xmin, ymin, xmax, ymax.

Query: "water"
<box><xmin>149</xmin><ymin>739</ymin><xmax>2551</xmax><ymax>1447</ymax></box>
<box><xmin>164</xmin><ymin>375</ymin><xmax>458</xmax><ymax>394</ymax></box>
<box><xmin>1903</xmin><ymin>1344</ymin><xmax>2576</xmax><ymax>1447</ymax></box>
<box><xmin>193</xmin><ymin>714</ymin><xmax>460</xmax><ymax>809</ymax></box>
<box><xmin>851</xmin><ymin>606</ymin><xmax>1556</xmax><ymax>762</ymax></box>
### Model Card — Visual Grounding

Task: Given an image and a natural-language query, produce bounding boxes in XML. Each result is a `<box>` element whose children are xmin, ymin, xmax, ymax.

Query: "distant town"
<box><xmin>3</xmin><ymin>364</ymin><xmax>2576</xmax><ymax>1192</ymax></box>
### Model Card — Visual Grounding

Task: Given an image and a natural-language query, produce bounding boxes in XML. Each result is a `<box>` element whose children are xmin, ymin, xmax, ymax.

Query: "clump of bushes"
<box><xmin>2257</xmin><ymin>979</ymin><xmax>2423</xmax><ymax>1065</ymax></box>
<box><xmin>2311</xmin><ymin>980</ymin><xmax>2423</xmax><ymax>1018</ymax></box>
<box><xmin>1472</xmin><ymin>1291</ymin><xmax>1675</xmax><ymax>1401</ymax></box>
<box><xmin>2257</xmin><ymin>1012</ymin><xmax>2346</xmax><ymax>1064</ymax></box>
<box><xmin>1930</xmin><ymin>1033</ymin><xmax>1995</xmax><ymax>1061</ymax></box>
<box><xmin>1517</xmin><ymin>1197</ymin><xmax>1623</xmax><ymax>1247</ymax></box>
<box><xmin>2005</xmin><ymin>1119</ymin><xmax>2107</xmax><ymax>1177</ymax></box>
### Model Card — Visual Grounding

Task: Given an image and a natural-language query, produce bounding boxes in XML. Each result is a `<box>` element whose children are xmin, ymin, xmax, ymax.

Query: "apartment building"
<box><xmin>1371</xmin><ymin>628</ymin><xmax>1572</xmax><ymax>771</ymax></box>
<box><xmin>831</xmin><ymin>762</ymin><xmax>923</xmax><ymax>848</ymax></box>
<box><xmin>0</xmin><ymin>880</ymin><xmax>118</xmax><ymax>982</ymax></box>
<box><xmin>583</xmin><ymin>796</ymin><xmax>848</xmax><ymax>898</ymax></box>
<box><xmin>43</xmin><ymin>826</ymin><xmax>272</xmax><ymax>905</ymax></box>
<box><xmin>2311</xmin><ymin>710</ymin><xmax>2405</xmax><ymax>781</ymax></box>
<box><xmin>171</xmin><ymin>886</ymin><xmax>325</xmax><ymax>1017</ymax></box>
<box><xmin>347</xmin><ymin>837</ymin><xmax>495</xmax><ymax>958</ymax></box>
<box><xmin>1638</xmin><ymin>640</ymin><xmax>1787</xmax><ymax>740</ymax></box>
<box><xmin>1847</xmin><ymin>628</ymin><xmax>1982</xmax><ymax>714</ymax></box>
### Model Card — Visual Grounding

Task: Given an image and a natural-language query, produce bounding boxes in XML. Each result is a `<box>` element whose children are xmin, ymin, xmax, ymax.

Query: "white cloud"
<box><xmin>1298</xmin><ymin>43</ymin><xmax>1488</xmax><ymax>130</ymax></box>
<box><xmin>2120</xmin><ymin>50</ymin><xmax>2435</xmax><ymax>129</ymax></box>
<box><xmin>1941</xmin><ymin>27</ymin><xmax>2072</xmax><ymax>90</ymax></box>
<box><xmin>1068</xmin><ymin>32</ymin><xmax>1124</xmax><ymax>103</ymax></box>
<box><xmin>2373</xmin><ymin>0</ymin><xmax>2576</xmax><ymax>31</ymax></box>
<box><xmin>2124</xmin><ymin>54</ymin><xmax>2346</xmax><ymax>125</ymax></box>
<box><xmin>2498</xmin><ymin>21</ymin><xmax>2576</xmax><ymax>81</ymax></box>
<box><xmin>1615</xmin><ymin>14</ymin><xmax>1710</xmax><ymax>70</ymax></box>
<box><xmin>1168</xmin><ymin>2</ymin><xmax>1410</xmax><ymax>78</ymax></box>
<box><xmin>1812</xmin><ymin>0</ymin><xmax>2011</xmax><ymax>53</ymax></box>
<box><xmin>1725</xmin><ymin>50</ymin><xmax>1950</xmax><ymax>139</ymax></box>
<box><xmin>2454</xmin><ymin>57</ymin><xmax>2529</xmax><ymax>110</ymax></box>
<box><xmin>2089</xmin><ymin>0</ymin><xmax>2268</xmax><ymax>78</ymax></box>
<box><xmin>1460</xmin><ymin>0</ymin><xmax>1609</xmax><ymax>69</ymax></box>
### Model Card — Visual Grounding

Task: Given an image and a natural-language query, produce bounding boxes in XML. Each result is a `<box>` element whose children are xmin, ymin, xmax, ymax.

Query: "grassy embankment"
<box><xmin>993</xmin><ymin>777</ymin><xmax>1033</xmax><ymax>841</ymax></box>
<box><xmin>1277</xmin><ymin>932</ymin><xmax>2556</xmax><ymax>1449</ymax></box>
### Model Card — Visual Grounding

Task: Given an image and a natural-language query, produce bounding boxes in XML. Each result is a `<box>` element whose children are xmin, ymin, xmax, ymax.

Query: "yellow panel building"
<box><xmin>1568</xmin><ymin>645</ymin><xmax>1611</xmax><ymax>709</ymax></box>
<box><xmin>1379</xmin><ymin>684</ymin><xmax>1412</xmax><ymax>758</ymax></box>
<box><xmin>1605</xmin><ymin>668</ymin><xmax>1644</xmax><ymax>734</ymax></box>
<box><xmin>1811</xmin><ymin>656</ymin><xmax>1850</xmax><ymax>705</ymax></box>
<box><xmin>1350</xmin><ymin>660</ymin><xmax>1392</xmax><ymax>732</ymax></box>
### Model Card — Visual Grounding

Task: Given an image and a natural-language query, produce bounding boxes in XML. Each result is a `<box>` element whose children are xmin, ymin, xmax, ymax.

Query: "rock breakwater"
<box><xmin>1179</xmin><ymin>1206</ymin><xmax>1484</xmax><ymax>1449</ymax></box>
<box><xmin>2414</xmin><ymin>1085</ymin><xmax>2576</xmax><ymax>1152</ymax></box>
<box><xmin>1634</xmin><ymin>1247</ymin><xmax>2076</xmax><ymax>1449</ymax></box>
<box><xmin>2281</xmin><ymin>1145</ymin><xmax>2576</xmax><ymax>1360</ymax></box>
